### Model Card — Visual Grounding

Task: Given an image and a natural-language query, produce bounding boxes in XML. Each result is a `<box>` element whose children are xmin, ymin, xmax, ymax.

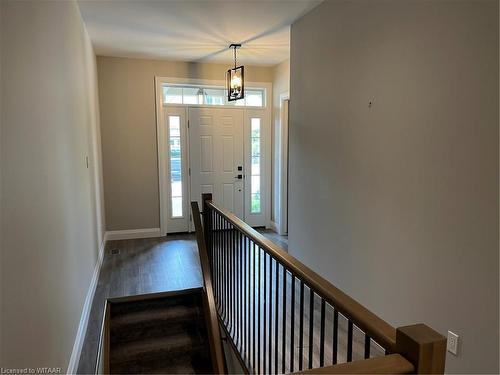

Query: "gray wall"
<box><xmin>289</xmin><ymin>0</ymin><xmax>498</xmax><ymax>373</ymax></box>
<box><xmin>97</xmin><ymin>56</ymin><xmax>274</xmax><ymax>231</ymax></box>
<box><xmin>1</xmin><ymin>0</ymin><xmax>104</xmax><ymax>370</ymax></box>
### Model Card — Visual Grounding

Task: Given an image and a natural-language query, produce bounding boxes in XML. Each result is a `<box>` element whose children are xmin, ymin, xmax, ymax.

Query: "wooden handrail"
<box><xmin>201</xmin><ymin>194</ymin><xmax>446</xmax><ymax>374</ymax></box>
<box><xmin>205</xmin><ymin>200</ymin><xmax>397</xmax><ymax>352</ymax></box>
<box><xmin>292</xmin><ymin>354</ymin><xmax>414</xmax><ymax>374</ymax></box>
<box><xmin>191</xmin><ymin>201</ymin><xmax>226</xmax><ymax>374</ymax></box>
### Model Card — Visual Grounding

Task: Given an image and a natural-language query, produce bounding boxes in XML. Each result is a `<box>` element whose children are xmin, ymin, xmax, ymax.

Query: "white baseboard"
<box><xmin>105</xmin><ymin>227</ymin><xmax>163</xmax><ymax>241</ymax></box>
<box><xmin>269</xmin><ymin>220</ymin><xmax>279</xmax><ymax>233</ymax></box>
<box><xmin>67</xmin><ymin>236</ymin><xmax>106</xmax><ymax>374</ymax></box>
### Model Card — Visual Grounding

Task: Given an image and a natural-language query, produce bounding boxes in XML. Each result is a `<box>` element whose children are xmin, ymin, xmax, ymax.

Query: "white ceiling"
<box><xmin>78</xmin><ymin>0</ymin><xmax>322</xmax><ymax>66</ymax></box>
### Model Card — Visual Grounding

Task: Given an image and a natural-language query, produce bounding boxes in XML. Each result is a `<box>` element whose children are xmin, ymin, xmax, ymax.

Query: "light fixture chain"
<box><xmin>234</xmin><ymin>46</ymin><xmax>237</xmax><ymax>69</ymax></box>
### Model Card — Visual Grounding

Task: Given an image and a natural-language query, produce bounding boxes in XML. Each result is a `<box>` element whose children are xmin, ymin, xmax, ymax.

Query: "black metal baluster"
<box><xmin>222</xmin><ymin>219</ymin><xmax>229</xmax><ymax>328</ymax></box>
<box><xmin>274</xmin><ymin>260</ymin><xmax>279</xmax><ymax>374</ymax></box>
<box><xmin>212</xmin><ymin>212</ymin><xmax>216</xmax><ymax>305</ymax></box>
<box><xmin>219</xmin><ymin>215</ymin><xmax>222</xmax><ymax>312</ymax></box>
<box><xmin>320</xmin><ymin>299</ymin><xmax>326</xmax><ymax>367</ymax></box>
<box><xmin>347</xmin><ymin>321</ymin><xmax>353</xmax><ymax>362</ymax></box>
<box><xmin>233</xmin><ymin>225</ymin><xmax>236</xmax><ymax>337</ymax></box>
<box><xmin>257</xmin><ymin>247</ymin><xmax>261</xmax><ymax>374</ymax></box>
<box><xmin>332</xmin><ymin>310</ymin><xmax>338</xmax><ymax>365</ymax></box>
<box><xmin>225</xmin><ymin>219</ymin><xmax>229</xmax><ymax>324</ymax></box>
<box><xmin>211</xmin><ymin>210</ymin><xmax>216</xmax><ymax>303</ymax></box>
<box><xmin>239</xmin><ymin>231</ymin><xmax>243</xmax><ymax>350</ymax></box>
<box><xmin>308</xmin><ymin>289</ymin><xmax>314</xmax><ymax>369</ymax></box>
<box><xmin>281</xmin><ymin>267</ymin><xmax>287</xmax><ymax>374</ymax></box>
<box><xmin>364</xmin><ymin>334</ymin><xmax>371</xmax><ymax>359</ymax></box>
<box><xmin>242</xmin><ymin>234</ymin><xmax>247</xmax><ymax>359</ymax></box>
<box><xmin>233</xmin><ymin>227</ymin><xmax>237</xmax><ymax>340</ymax></box>
<box><xmin>229</xmin><ymin>221</ymin><xmax>232</xmax><ymax>329</ymax></box>
<box><xmin>252</xmin><ymin>243</ymin><xmax>256</xmax><ymax>372</ymax></box>
<box><xmin>221</xmin><ymin>216</ymin><xmax>224</xmax><ymax>314</ymax></box>
<box><xmin>263</xmin><ymin>251</ymin><xmax>267</xmax><ymax>374</ymax></box>
<box><xmin>217</xmin><ymin>214</ymin><xmax>221</xmax><ymax>310</ymax></box>
<box><xmin>268</xmin><ymin>256</ymin><xmax>273</xmax><ymax>374</ymax></box>
<box><xmin>299</xmin><ymin>281</ymin><xmax>304</xmax><ymax>371</ymax></box>
<box><xmin>247</xmin><ymin>237</ymin><xmax>251</xmax><ymax>366</ymax></box>
<box><xmin>232</xmin><ymin>227</ymin><xmax>236</xmax><ymax>340</ymax></box>
<box><xmin>221</xmin><ymin>218</ymin><xmax>225</xmax><ymax>320</ymax></box>
<box><xmin>290</xmin><ymin>275</ymin><xmax>295</xmax><ymax>372</ymax></box>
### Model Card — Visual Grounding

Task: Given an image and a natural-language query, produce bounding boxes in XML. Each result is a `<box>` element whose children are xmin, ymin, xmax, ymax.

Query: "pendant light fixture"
<box><xmin>226</xmin><ymin>43</ymin><xmax>244</xmax><ymax>102</ymax></box>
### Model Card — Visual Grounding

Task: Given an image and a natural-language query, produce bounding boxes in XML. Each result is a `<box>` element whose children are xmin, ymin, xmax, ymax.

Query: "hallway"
<box><xmin>1</xmin><ymin>1</ymin><xmax>498</xmax><ymax>373</ymax></box>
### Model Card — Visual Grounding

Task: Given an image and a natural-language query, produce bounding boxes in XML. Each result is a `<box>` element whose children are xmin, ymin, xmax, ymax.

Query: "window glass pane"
<box><xmin>251</xmin><ymin>156</ymin><xmax>260</xmax><ymax>175</ymax></box>
<box><xmin>250</xmin><ymin>118</ymin><xmax>261</xmax><ymax>213</ymax></box>
<box><xmin>169</xmin><ymin>115</ymin><xmax>183</xmax><ymax>218</ymax></box>
<box><xmin>164</xmin><ymin>86</ymin><xmax>182</xmax><ymax>104</ymax></box>
<box><xmin>251</xmin><ymin>118</ymin><xmax>261</xmax><ymax>135</ymax></box>
<box><xmin>246</xmin><ymin>89</ymin><xmax>264</xmax><ymax>107</ymax></box>
<box><xmin>170</xmin><ymin>121</ymin><xmax>180</xmax><ymax>137</ymax></box>
<box><xmin>204</xmin><ymin>89</ymin><xmax>225</xmax><ymax>105</ymax></box>
<box><xmin>251</xmin><ymin>194</ymin><xmax>261</xmax><ymax>213</ymax></box>
<box><xmin>183</xmin><ymin>87</ymin><xmax>199</xmax><ymax>104</ymax></box>
<box><xmin>251</xmin><ymin>139</ymin><xmax>260</xmax><ymax>156</ymax></box>
<box><xmin>172</xmin><ymin>197</ymin><xmax>183</xmax><ymax>218</ymax></box>
<box><xmin>251</xmin><ymin>176</ymin><xmax>260</xmax><ymax>194</ymax></box>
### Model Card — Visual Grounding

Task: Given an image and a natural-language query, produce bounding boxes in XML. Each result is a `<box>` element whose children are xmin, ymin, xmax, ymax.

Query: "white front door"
<box><xmin>189</xmin><ymin>107</ymin><xmax>245</xmax><ymax>219</ymax></box>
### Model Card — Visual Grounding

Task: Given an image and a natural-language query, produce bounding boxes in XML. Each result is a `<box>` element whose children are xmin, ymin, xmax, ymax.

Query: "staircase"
<box><xmin>108</xmin><ymin>289</ymin><xmax>213</xmax><ymax>374</ymax></box>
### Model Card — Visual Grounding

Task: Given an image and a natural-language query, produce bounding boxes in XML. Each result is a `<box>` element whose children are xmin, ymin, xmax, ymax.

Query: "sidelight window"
<box><xmin>250</xmin><ymin>118</ymin><xmax>261</xmax><ymax>213</ymax></box>
<box><xmin>169</xmin><ymin>116</ymin><xmax>183</xmax><ymax>218</ymax></box>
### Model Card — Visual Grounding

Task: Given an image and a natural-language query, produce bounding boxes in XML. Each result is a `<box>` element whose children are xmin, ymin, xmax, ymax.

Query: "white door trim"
<box><xmin>278</xmin><ymin>92</ymin><xmax>289</xmax><ymax>235</ymax></box>
<box><xmin>155</xmin><ymin>77</ymin><xmax>272</xmax><ymax>233</ymax></box>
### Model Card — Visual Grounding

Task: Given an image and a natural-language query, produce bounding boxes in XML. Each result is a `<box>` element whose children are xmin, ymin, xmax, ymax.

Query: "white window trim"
<box><xmin>155</xmin><ymin>76</ymin><xmax>272</xmax><ymax>235</ymax></box>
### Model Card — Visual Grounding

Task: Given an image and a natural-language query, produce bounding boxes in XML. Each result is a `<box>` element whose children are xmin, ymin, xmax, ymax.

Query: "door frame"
<box><xmin>155</xmin><ymin>76</ymin><xmax>272</xmax><ymax>235</ymax></box>
<box><xmin>277</xmin><ymin>92</ymin><xmax>290</xmax><ymax>235</ymax></box>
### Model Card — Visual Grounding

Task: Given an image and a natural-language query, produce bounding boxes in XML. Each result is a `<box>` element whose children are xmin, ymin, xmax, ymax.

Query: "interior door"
<box><xmin>189</xmin><ymin>107</ymin><xmax>244</xmax><ymax>221</ymax></box>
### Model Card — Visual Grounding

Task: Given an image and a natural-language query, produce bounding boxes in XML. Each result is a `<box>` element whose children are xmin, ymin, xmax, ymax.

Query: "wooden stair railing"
<box><xmin>192</xmin><ymin>193</ymin><xmax>446</xmax><ymax>374</ymax></box>
<box><xmin>191</xmin><ymin>200</ymin><xmax>227</xmax><ymax>374</ymax></box>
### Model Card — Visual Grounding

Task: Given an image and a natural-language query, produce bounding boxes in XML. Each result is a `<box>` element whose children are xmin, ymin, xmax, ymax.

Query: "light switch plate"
<box><xmin>447</xmin><ymin>331</ymin><xmax>459</xmax><ymax>355</ymax></box>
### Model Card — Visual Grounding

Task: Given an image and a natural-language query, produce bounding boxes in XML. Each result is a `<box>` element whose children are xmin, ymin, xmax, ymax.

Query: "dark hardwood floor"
<box><xmin>77</xmin><ymin>233</ymin><xmax>203</xmax><ymax>374</ymax></box>
<box><xmin>257</xmin><ymin>228</ymin><xmax>288</xmax><ymax>250</ymax></box>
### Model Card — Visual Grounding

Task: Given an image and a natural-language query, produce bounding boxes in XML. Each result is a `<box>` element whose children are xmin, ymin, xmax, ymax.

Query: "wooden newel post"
<box><xmin>396</xmin><ymin>324</ymin><xmax>446</xmax><ymax>374</ymax></box>
<box><xmin>202</xmin><ymin>193</ymin><xmax>212</xmax><ymax>253</ymax></box>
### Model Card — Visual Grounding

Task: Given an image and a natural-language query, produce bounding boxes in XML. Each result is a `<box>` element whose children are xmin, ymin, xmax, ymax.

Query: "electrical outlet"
<box><xmin>447</xmin><ymin>331</ymin><xmax>459</xmax><ymax>355</ymax></box>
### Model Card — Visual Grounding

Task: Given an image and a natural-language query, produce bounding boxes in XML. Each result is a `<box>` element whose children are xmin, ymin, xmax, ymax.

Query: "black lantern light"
<box><xmin>226</xmin><ymin>43</ymin><xmax>244</xmax><ymax>102</ymax></box>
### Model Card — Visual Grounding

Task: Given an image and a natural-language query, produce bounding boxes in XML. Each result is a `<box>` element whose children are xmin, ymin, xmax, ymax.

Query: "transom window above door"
<box><xmin>163</xmin><ymin>84</ymin><xmax>265</xmax><ymax>108</ymax></box>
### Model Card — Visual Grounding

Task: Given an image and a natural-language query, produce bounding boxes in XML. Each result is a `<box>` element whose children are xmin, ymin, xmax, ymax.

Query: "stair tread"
<box><xmin>112</xmin><ymin>363</ymin><xmax>198</xmax><ymax>374</ymax></box>
<box><xmin>111</xmin><ymin>303</ymin><xmax>199</xmax><ymax>327</ymax></box>
<box><xmin>111</xmin><ymin>292</ymin><xmax>201</xmax><ymax>316</ymax></box>
<box><xmin>111</xmin><ymin>353</ymin><xmax>210</xmax><ymax>374</ymax></box>
<box><xmin>110</xmin><ymin>332</ymin><xmax>206</xmax><ymax>364</ymax></box>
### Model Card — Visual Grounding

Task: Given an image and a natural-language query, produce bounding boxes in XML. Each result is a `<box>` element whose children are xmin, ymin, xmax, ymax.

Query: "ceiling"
<box><xmin>77</xmin><ymin>0</ymin><xmax>322</xmax><ymax>66</ymax></box>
